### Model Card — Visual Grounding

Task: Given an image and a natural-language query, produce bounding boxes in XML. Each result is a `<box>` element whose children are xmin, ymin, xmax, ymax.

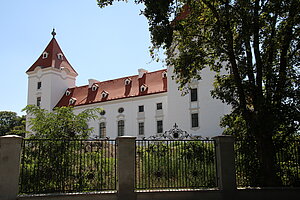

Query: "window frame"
<box><xmin>36</xmin><ymin>97</ymin><xmax>41</xmax><ymax>107</ymax></box>
<box><xmin>37</xmin><ymin>82</ymin><xmax>42</xmax><ymax>90</ymax></box>
<box><xmin>99</xmin><ymin>122</ymin><xmax>106</xmax><ymax>138</ymax></box>
<box><xmin>138</xmin><ymin>122</ymin><xmax>144</xmax><ymax>135</ymax></box>
<box><xmin>191</xmin><ymin>88</ymin><xmax>198</xmax><ymax>102</ymax></box>
<box><xmin>191</xmin><ymin>113</ymin><xmax>199</xmax><ymax>128</ymax></box>
<box><xmin>156</xmin><ymin>103</ymin><xmax>162</xmax><ymax>110</ymax></box>
<box><xmin>42</xmin><ymin>52</ymin><xmax>48</xmax><ymax>59</ymax></box>
<box><xmin>138</xmin><ymin>105</ymin><xmax>144</xmax><ymax>112</ymax></box>
<box><xmin>157</xmin><ymin>120</ymin><xmax>163</xmax><ymax>133</ymax></box>
<box><xmin>118</xmin><ymin>120</ymin><xmax>125</xmax><ymax>136</ymax></box>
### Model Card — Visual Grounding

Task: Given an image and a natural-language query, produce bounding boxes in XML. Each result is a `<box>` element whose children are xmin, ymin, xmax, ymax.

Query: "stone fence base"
<box><xmin>17</xmin><ymin>188</ymin><xmax>300</xmax><ymax>200</ymax></box>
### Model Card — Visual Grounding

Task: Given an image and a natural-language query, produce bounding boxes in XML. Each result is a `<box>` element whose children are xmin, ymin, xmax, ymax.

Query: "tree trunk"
<box><xmin>255</xmin><ymin>127</ymin><xmax>281</xmax><ymax>187</ymax></box>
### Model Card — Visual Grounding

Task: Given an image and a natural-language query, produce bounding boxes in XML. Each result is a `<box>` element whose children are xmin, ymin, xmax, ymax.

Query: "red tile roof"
<box><xmin>56</xmin><ymin>69</ymin><xmax>168</xmax><ymax>107</ymax></box>
<box><xmin>26</xmin><ymin>38</ymin><xmax>77</xmax><ymax>75</ymax></box>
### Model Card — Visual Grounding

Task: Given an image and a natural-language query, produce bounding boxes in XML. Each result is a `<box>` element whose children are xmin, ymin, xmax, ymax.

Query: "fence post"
<box><xmin>116</xmin><ymin>136</ymin><xmax>136</xmax><ymax>200</ymax></box>
<box><xmin>213</xmin><ymin>135</ymin><xmax>236</xmax><ymax>198</ymax></box>
<box><xmin>0</xmin><ymin>135</ymin><xmax>23</xmax><ymax>200</ymax></box>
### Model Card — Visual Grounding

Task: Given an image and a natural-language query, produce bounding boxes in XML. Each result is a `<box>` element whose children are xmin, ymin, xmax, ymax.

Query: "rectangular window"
<box><xmin>99</xmin><ymin>122</ymin><xmax>106</xmax><ymax>138</ymax></box>
<box><xmin>191</xmin><ymin>88</ymin><xmax>198</xmax><ymax>102</ymax></box>
<box><xmin>37</xmin><ymin>82</ymin><xmax>42</xmax><ymax>90</ymax></box>
<box><xmin>36</xmin><ymin>97</ymin><xmax>41</xmax><ymax>107</ymax></box>
<box><xmin>138</xmin><ymin>105</ymin><xmax>144</xmax><ymax>112</ymax></box>
<box><xmin>156</xmin><ymin>103</ymin><xmax>162</xmax><ymax>110</ymax></box>
<box><xmin>118</xmin><ymin>120</ymin><xmax>125</xmax><ymax>136</ymax></box>
<box><xmin>138</xmin><ymin>122</ymin><xmax>144</xmax><ymax>135</ymax></box>
<box><xmin>191</xmin><ymin>113</ymin><xmax>199</xmax><ymax>128</ymax></box>
<box><xmin>157</xmin><ymin>120</ymin><xmax>163</xmax><ymax>133</ymax></box>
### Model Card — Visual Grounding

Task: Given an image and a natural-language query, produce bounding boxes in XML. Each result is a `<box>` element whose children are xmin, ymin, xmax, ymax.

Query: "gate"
<box><xmin>135</xmin><ymin>124</ymin><xmax>217</xmax><ymax>190</ymax></box>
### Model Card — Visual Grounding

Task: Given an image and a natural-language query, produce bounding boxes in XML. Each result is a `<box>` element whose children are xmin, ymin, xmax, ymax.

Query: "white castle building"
<box><xmin>26</xmin><ymin>31</ymin><xmax>230</xmax><ymax>139</ymax></box>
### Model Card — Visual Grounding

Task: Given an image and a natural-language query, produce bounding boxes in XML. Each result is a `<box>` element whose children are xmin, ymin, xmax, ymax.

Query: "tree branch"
<box><xmin>276</xmin><ymin>0</ymin><xmax>298</xmax><ymax>103</ymax></box>
<box><xmin>253</xmin><ymin>0</ymin><xmax>263</xmax><ymax>94</ymax></box>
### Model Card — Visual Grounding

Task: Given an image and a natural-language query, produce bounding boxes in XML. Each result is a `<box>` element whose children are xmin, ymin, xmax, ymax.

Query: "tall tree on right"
<box><xmin>98</xmin><ymin>0</ymin><xmax>300</xmax><ymax>186</ymax></box>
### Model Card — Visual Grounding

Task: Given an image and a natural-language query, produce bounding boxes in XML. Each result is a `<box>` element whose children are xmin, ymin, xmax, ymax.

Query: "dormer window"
<box><xmin>65</xmin><ymin>90</ymin><xmax>71</xmax><ymax>96</ymax></box>
<box><xmin>42</xmin><ymin>52</ymin><xmax>48</xmax><ymax>59</ymax></box>
<box><xmin>140</xmin><ymin>84</ymin><xmax>147</xmax><ymax>92</ymax></box>
<box><xmin>124</xmin><ymin>78</ymin><xmax>131</xmax><ymax>85</ymax></box>
<box><xmin>69</xmin><ymin>97</ymin><xmax>76</xmax><ymax>105</ymax></box>
<box><xmin>92</xmin><ymin>84</ymin><xmax>99</xmax><ymax>91</ymax></box>
<box><xmin>162</xmin><ymin>71</ymin><xmax>167</xmax><ymax>78</ymax></box>
<box><xmin>101</xmin><ymin>91</ymin><xmax>108</xmax><ymax>98</ymax></box>
<box><xmin>57</xmin><ymin>53</ymin><xmax>63</xmax><ymax>60</ymax></box>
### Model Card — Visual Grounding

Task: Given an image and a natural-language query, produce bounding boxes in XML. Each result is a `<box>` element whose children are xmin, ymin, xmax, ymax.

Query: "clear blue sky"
<box><xmin>0</xmin><ymin>0</ymin><xmax>165</xmax><ymax>116</ymax></box>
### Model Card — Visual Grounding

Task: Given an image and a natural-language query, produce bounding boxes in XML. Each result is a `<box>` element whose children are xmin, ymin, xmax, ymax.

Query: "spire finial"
<box><xmin>51</xmin><ymin>28</ymin><xmax>56</xmax><ymax>38</ymax></box>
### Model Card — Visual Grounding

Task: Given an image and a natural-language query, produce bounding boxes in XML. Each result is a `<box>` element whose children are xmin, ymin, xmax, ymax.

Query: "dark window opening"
<box><xmin>118</xmin><ymin>120</ymin><xmax>125</xmax><ymax>136</ymax></box>
<box><xmin>37</xmin><ymin>97</ymin><xmax>41</xmax><ymax>107</ymax></box>
<box><xmin>139</xmin><ymin>105</ymin><xmax>144</xmax><ymax>112</ymax></box>
<box><xmin>99</xmin><ymin>122</ymin><xmax>106</xmax><ymax>138</ymax></box>
<box><xmin>37</xmin><ymin>82</ymin><xmax>42</xmax><ymax>90</ymax></box>
<box><xmin>191</xmin><ymin>113</ymin><xmax>199</xmax><ymax>128</ymax></box>
<box><xmin>191</xmin><ymin>88</ymin><xmax>198</xmax><ymax>102</ymax></box>
<box><xmin>100</xmin><ymin>110</ymin><xmax>106</xmax><ymax>116</ymax></box>
<box><xmin>156</xmin><ymin>103</ymin><xmax>162</xmax><ymax>110</ymax></box>
<box><xmin>138</xmin><ymin>122</ymin><xmax>144</xmax><ymax>135</ymax></box>
<box><xmin>157</xmin><ymin>120</ymin><xmax>163</xmax><ymax>133</ymax></box>
<box><xmin>118</xmin><ymin>107</ymin><xmax>124</xmax><ymax>113</ymax></box>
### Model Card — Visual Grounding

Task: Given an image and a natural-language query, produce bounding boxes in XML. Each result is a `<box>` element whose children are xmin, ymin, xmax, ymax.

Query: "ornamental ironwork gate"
<box><xmin>135</xmin><ymin>124</ymin><xmax>218</xmax><ymax>190</ymax></box>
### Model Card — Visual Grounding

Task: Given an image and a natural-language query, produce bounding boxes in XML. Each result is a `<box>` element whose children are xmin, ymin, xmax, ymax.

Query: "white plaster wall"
<box><xmin>26</xmin><ymin>67</ymin><xmax>76</xmax><ymax>135</ymax></box>
<box><xmin>26</xmin><ymin>65</ymin><xmax>230</xmax><ymax>139</ymax></box>
<box><xmin>73</xmin><ymin>93</ymin><xmax>167</xmax><ymax>139</ymax></box>
<box><xmin>27</xmin><ymin>67</ymin><xmax>76</xmax><ymax>111</ymax></box>
<box><xmin>167</xmin><ymin>66</ymin><xmax>229</xmax><ymax>138</ymax></box>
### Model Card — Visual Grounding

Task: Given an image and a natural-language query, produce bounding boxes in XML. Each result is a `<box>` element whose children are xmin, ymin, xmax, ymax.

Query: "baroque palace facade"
<box><xmin>26</xmin><ymin>31</ymin><xmax>230</xmax><ymax>139</ymax></box>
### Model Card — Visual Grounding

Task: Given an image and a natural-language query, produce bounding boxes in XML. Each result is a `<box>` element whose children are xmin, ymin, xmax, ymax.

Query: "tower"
<box><xmin>26</xmin><ymin>29</ymin><xmax>78</xmax><ymax>111</ymax></box>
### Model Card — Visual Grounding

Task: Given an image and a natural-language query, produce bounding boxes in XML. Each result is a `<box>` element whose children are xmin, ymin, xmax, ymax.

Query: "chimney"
<box><xmin>138</xmin><ymin>68</ymin><xmax>148</xmax><ymax>78</ymax></box>
<box><xmin>88</xmin><ymin>79</ymin><xmax>100</xmax><ymax>88</ymax></box>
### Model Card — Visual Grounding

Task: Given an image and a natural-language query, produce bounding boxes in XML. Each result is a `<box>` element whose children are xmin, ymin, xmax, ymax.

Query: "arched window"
<box><xmin>99</xmin><ymin>122</ymin><xmax>106</xmax><ymax>138</ymax></box>
<box><xmin>118</xmin><ymin>120</ymin><xmax>125</xmax><ymax>136</ymax></box>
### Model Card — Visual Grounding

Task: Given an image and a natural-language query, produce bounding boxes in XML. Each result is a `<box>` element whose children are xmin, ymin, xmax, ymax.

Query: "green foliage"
<box><xmin>98</xmin><ymin>0</ymin><xmax>300</xmax><ymax>186</ymax></box>
<box><xmin>136</xmin><ymin>140</ymin><xmax>216</xmax><ymax>189</ymax></box>
<box><xmin>0</xmin><ymin>111</ymin><xmax>26</xmax><ymax>136</ymax></box>
<box><xmin>235</xmin><ymin>137</ymin><xmax>300</xmax><ymax>187</ymax></box>
<box><xmin>20</xmin><ymin>140</ymin><xmax>116</xmax><ymax>194</ymax></box>
<box><xmin>23</xmin><ymin>105</ymin><xmax>102</xmax><ymax>139</ymax></box>
<box><xmin>20</xmin><ymin>106</ymin><xmax>108</xmax><ymax>193</ymax></box>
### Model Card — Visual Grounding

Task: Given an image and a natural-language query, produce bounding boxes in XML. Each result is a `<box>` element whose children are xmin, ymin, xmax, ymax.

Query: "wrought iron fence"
<box><xmin>235</xmin><ymin>140</ymin><xmax>300</xmax><ymax>187</ymax></box>
<box><xmin>135</xmin><ymin>139</ymin><xmax>217</xmax><ymax>190</ymax></box>
<box><xmin>19</xmin><ymin>139</ymin><xmax>117</xmax><ymax>194</ymax></box>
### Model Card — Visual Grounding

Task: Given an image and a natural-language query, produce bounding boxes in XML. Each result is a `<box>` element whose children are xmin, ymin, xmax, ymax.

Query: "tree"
<box><xmin>21</xmin><ymin>105</ymin><xmax>103</xmax><ymax>193</ymax></box>
<box><xmin>23</xmin><ymin>105</ymin><xmax>101</xmax><ymax>139</ymax></box>
<box><xmin>0</xmin><ymin>111</ymin><xmax>26</xmax><ymax>136</ymax></box>
<box><xmin>98</xmin><ymin>0</ymin><xmax>300</xmax><ymax>186</ymax></box>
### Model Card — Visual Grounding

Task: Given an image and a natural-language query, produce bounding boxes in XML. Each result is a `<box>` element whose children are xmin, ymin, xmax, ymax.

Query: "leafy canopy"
<box><xmin>0</xmin><ymin>111</ymin><xmax>26</xmax><ymax>136</ymax></box>
<box><xmin>23</xmin><ymin>105</ymin><xmax>102</xmax><ymax>139</ymax></box>
<box><xmin>98</xmin><ymin>0</ymin><xmax>300</xmax><ymax>137</ymax></box>
<box><xmin>98</xmin><ymin>0</ymin><xmax>300</xmax><ymax>186</ymax></box>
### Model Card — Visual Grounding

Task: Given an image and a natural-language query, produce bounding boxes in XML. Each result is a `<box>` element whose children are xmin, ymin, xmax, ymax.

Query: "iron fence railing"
<box><xmin>135</xmin><ymin>140</ymin><xmax>217</xmax><ymax>190</ymax></box>
<box><xmin>235</xmin><ymin>140</ymin><xmax>300</xmax><ymax>187</ymax></box>
<box><xmin>19</xmin><ymin>139</ymin><xmax>117</xmax><ymax>194</ymax></box>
